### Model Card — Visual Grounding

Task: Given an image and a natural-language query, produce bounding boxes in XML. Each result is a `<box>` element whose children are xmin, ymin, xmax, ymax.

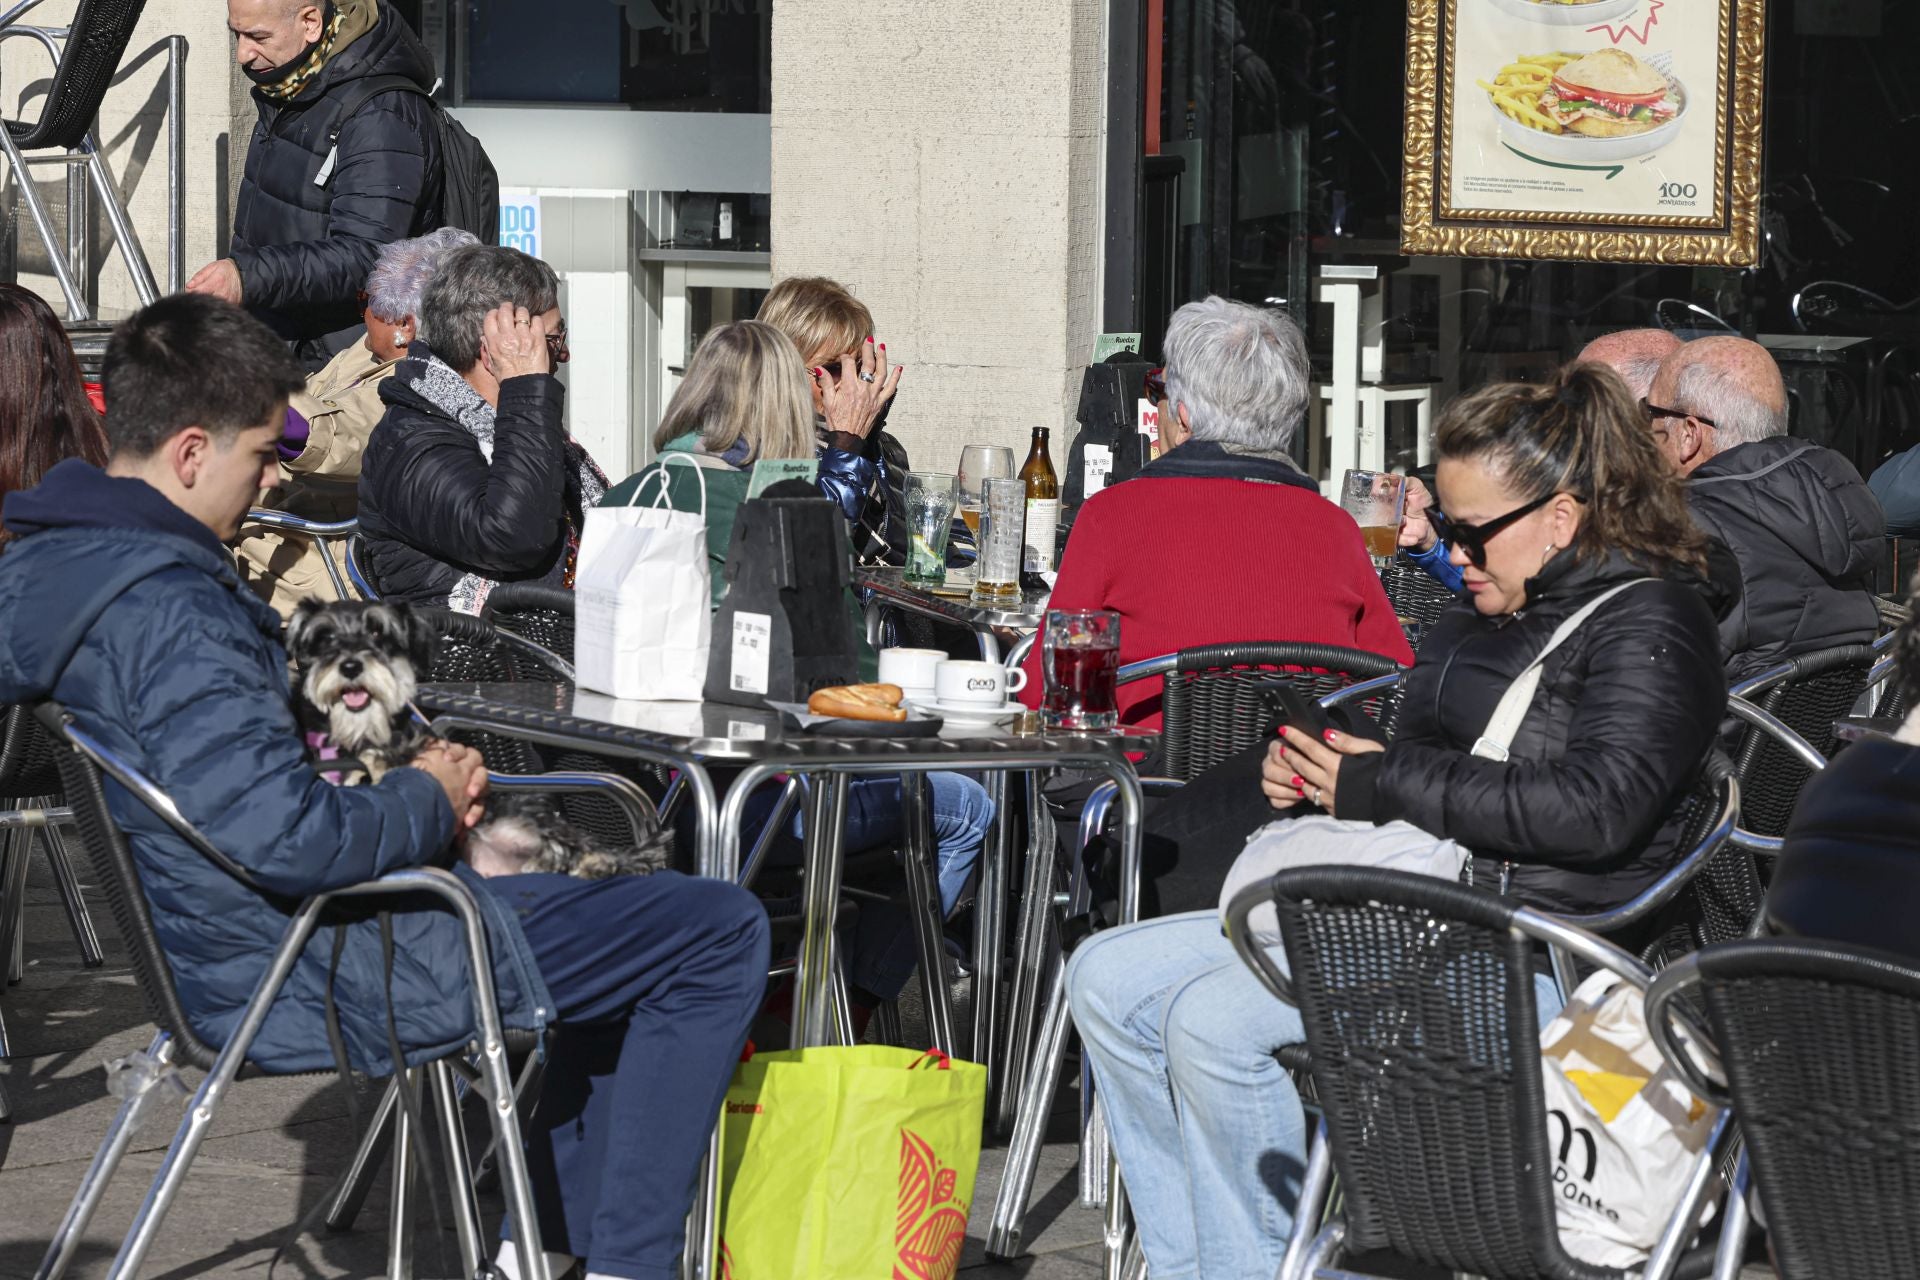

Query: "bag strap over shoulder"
<box><xmin>1471</xmin><ymin>579</ymin><xmax>1655</xmax><ymax>762</ymax></box>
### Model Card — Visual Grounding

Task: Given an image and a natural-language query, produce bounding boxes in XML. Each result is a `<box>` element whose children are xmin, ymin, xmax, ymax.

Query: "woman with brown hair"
<box><xmin>0</xmin><ymin>284</ymin><xmax>107</xmax><ymax>539</ymax></box>
<box><xmin>1065</xmin><ymin>362</ymin><xmax>1731</xmax><ymax>1280</ymax></box>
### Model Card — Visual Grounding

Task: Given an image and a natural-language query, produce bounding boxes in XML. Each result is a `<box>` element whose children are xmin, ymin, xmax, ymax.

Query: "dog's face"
<box><xmin>286</xmin><ymin>600</ymin><xmax>433</xmax><ymax>757</ymax></box>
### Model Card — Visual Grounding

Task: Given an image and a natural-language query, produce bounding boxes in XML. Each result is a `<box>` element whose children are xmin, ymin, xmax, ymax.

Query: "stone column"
<box><xmin>768</xmin><ymin>0</ymin><xmax>1107</xmax><ymax>471</ymax></box>
<box><xmin>3</xmin><ymin>0</ymin><xmax>245</xmax><ymax>317</ymax></box>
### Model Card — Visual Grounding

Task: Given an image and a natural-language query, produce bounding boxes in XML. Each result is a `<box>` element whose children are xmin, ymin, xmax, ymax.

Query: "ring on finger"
<box><xmin>1312</xmin><ymin>787</ymin><xmax>1323</xmax><ymax>806</ymax></box>
<box><xmin>859</xmin><ymin>371</ymin><xmax>876</xmax><ymax>382</ymax></box>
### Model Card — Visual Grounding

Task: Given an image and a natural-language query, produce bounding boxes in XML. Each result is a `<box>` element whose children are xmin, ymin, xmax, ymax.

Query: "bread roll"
<box><xmin>807</xmin><ymin>683</ymin><xmax>908</xmax><ymax>722</ymax></box>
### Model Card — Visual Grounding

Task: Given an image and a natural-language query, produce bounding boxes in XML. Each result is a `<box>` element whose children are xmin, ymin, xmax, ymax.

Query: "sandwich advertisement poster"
<box><xmin>1401</xmin><ymin>0</ymin><xmax>1765</xmax><ymax>264</ymax></box>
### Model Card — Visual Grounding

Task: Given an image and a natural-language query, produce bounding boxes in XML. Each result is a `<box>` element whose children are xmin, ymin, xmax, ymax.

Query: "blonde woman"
<box><xmin>603</xmin><ymin>319</ymin><xmax>990</xmax><ymax>1024</ymax></box>
<box><xmin>756</xmin><ymin>276</ymin><xmax>905</xmax><ymax>559</ymax></box>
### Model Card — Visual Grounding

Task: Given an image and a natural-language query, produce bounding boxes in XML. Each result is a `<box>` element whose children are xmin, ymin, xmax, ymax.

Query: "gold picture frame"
<box><xmin>1401</xmin><ymin>0</ymin><xmax>1766</xmax><ymax>264</ymax></box>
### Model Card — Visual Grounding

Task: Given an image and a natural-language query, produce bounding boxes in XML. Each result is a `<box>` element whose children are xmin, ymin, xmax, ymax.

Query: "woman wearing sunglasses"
<box><xmin>1065</xmin><ymin>362</ymin><xmax>1730</xmax><ymax>1280</ymax></box>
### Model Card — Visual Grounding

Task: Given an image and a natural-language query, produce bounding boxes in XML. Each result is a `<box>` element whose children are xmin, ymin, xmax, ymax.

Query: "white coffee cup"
<box><xmin>935</xmin><ymin>659</ymin><xmax>1027</xmax><ymax>706</ymax></box>
<box><xmin>878</xmin><ymin>647</ymin><xmax>944</xmax><ymax>697</ymax></box>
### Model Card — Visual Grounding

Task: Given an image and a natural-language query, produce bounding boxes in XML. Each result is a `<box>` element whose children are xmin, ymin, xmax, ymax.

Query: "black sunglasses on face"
<box><xmin>1430</xmin><ymin>492</ymin><xmax>1557</xmax><ymax>569</ymax></box>
<box><xmin>1641</xmin><ymin>397</ymin><xmax>1716</xmax><ymax>430</ymax></box>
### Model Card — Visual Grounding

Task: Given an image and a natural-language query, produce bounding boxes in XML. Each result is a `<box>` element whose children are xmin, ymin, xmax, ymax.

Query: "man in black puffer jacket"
<box><xmin>1647</xmin><ymin>336</ymin><xmax>1884</xmax><ymax>684</ymax></box>
<box><xmin>189</xmin><ymin>0</ymin><xmax>442</xmax><ymax>368</ymax></box>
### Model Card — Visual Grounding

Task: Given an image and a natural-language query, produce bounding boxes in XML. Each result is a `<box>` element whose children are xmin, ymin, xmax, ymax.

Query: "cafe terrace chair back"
<box><xmin>1648</xmin><ymin>937</ymin><xmax>1920</xmax><ymax>1280</ymax></box>
<box><xmin>1228</xmin><ymin>865</ymin><xmax>1745</xmax><ymax>1280</ymax></box>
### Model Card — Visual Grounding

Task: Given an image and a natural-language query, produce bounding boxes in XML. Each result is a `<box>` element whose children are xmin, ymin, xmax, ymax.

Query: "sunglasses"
<box><xmin>545</xmin><ymin>325</ymin><xmax>570</xmax><ymax>364</ymax></box>
<box><xmin>1144</xmin><ymin>367</ymin><xmax>1167</xmax><ymax>402</ymax></box>
<box><xmin>1641</xmin><ymin>397</ymin><xmax>1716</xmax><ymax>430</ymax></box>
<box><xmin>1430</xmin><ymin>492</ymin><xmax>1558</xmax><ymax>569</ymax></box>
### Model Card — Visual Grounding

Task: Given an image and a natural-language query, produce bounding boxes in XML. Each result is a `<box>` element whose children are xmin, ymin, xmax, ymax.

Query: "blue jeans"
<box><xmin>794</xmin><ymin>772</ymin><xmax>993</xmax><ymax>998</ymax></box>
<box><xmin>487</xmin><ymin>870</ymin><xmax>771</xmax><ymax>1280</ymax></box>
<box><xmin>1067</xmin><ymin>911</ymin><xmax>1563</xmax><ymax>1280</ymax></box>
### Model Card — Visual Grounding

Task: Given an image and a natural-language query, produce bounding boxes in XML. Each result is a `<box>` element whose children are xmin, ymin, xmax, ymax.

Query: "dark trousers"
<box><xmin>486</xmin><ymin>870</ymin><xmax>771</xmax><ymax>1280</ymax></box>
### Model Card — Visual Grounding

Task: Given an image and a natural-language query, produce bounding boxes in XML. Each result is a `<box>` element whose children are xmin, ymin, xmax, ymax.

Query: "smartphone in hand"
<box><xmin>1263</xmin><ymin>682</ymin><xmax>1333</xmax><ymax>741</ymax></box>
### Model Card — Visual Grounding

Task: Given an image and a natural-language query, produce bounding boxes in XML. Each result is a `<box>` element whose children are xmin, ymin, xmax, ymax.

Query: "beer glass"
<box><xmin>971</xmin><ymin>477</ymin><xmax>1026</xmax><ymax>605</ymax></box>
<box><xmin>903</xmin><ymin>471</ymin><xmax>957</xmax><ymax>588</ymax></box>
<box><xmin>957</xmin><ymin>444</ymin><xmax>1015</xmax><ymax>540</ymax></box>
<box><xmin>1042</xmin><ymin>608</ymin><xmax>1121</xmax><ymax>730</ymax></box>
<box><xmin>1340</xmin><ymin>469</ymin><xmax>1407</xmax><ymax>569</ymax></box>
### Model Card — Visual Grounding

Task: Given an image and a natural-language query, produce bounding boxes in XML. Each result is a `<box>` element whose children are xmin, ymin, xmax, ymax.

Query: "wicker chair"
<box><xmin>238</xmin><ymin>509</ymin><xmax>359</xmax><ymax>602</ymax></box>
<box><xmin>1379</xmin><ymin>558</ymin><xmax>1459</xmax><ymax>651</ymax></box>
<box><xmin>27</xmin><ymin>702</ymin><xmax>556</xmax><ymax>1280</ymax></box>
<box><xmin>0</xmin><ymin>706</ymin><xmax>104</xmax><ymax>1121</ymax></box>
<box><xmin>1227</xmin><ymin>866</ymin><xmax>1741</xmax><ymax>1280</ymax></box>
<box><xmin>344</xmin><ymin>533</ymin><xmax>380</xmax><ymax>600</ymax></box>
<box><xmin>1728</xmin><ymin>644</ymin><xmax>1875</xmax><ymax>837</ymax></box>
<box><xmin>481</xmin><ymin>582</ymin><xmax>577</xmax><ymax>661</ymax></box>
<box><xmin>983</xmin><ymin>642</ymin><xmax>1408</xmax><ymax>1260</ymax></box>
<box><xmin>0</xmin><ymin>0</ymin><xmax>160</xmax><ymax>320</ymax></box>
<box><xmin>1648</xmin><ymin>939</ymin><xmax>1920</xmax><ymax>1280</ymax></box>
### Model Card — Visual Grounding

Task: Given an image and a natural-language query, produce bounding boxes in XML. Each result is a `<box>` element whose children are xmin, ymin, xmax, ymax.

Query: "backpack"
<box><xmin>326</xmin><ymin>74</ymin><xmax>499</xmax><ymax>245</ymax></box>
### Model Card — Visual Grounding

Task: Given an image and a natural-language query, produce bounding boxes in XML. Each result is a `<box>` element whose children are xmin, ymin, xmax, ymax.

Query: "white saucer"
<box><xmin>922</xmin><ymin>697</ymin><xmax>1024</xmax><ymax>724</ymax></box>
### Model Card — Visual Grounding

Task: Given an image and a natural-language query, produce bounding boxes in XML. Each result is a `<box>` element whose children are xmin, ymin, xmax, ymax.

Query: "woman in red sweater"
<box><xmin>1021</xmin><ymin>297</ymin><xmax>1412</xmax><ymax>727</ymax></box>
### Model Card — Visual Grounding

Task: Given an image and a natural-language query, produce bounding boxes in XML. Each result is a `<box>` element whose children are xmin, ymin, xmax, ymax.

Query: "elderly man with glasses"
<box><xmin>1645</xmin><ymin>335</ymin><xmax>1883</xmax><ymax>681</ymax></box>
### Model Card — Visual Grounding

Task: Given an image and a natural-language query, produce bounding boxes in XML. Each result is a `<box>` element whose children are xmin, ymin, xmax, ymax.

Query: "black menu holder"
<box><xmin>705</xmin><ymin>487</ymin><xmax>861</xmax><ymax>708</ymax></box>
<box><xmin>1064</xmin><ymin>356</ymin><xmax>1156</xmax><ymax>520</ymax></box>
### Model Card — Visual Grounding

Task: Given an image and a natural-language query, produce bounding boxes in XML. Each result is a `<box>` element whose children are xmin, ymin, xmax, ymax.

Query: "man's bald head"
<box><xmin>1577</xmin><ymin>328</ymin><xmax>1683</xmax><ymax>401</ymax></box>
<box><xmin>227</xmin><ymin>0</ymin><xmax>324</xmax><ymax>75</ymax></box>
<box><xmin>1643</xmin><ymin>335</ymin><xmax>1788</xmax><ymax>475</ymax></box>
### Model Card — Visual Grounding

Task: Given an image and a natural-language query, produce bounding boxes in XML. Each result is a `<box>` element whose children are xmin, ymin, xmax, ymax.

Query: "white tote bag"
<box><xmin>1540</xmin><ymin>970</ymin><xmax>1721</xmax><ymax>1267</ymax></box>
<box><xmin>573</xmin><ymin>454</ymin><xmax>713</xmax><ymax>700</ymax></box>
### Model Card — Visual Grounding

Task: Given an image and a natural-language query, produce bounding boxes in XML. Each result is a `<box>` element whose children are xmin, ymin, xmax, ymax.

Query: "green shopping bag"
<box><xmin>717</xmin><ymin>1045</ymin><xmax>988</xmax><ymax>1280</ymax></box>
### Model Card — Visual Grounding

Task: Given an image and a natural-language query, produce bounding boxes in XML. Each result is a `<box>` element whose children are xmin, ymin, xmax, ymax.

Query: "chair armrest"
<box><xmin>487</xmin><ymin>770</ymin><xmax>660</xmax><ymax>845</ymax></box>
<box><xmin>1318</xmin><ymin>672</ymin><xmax>1405</xmax><ymax>711</ymax></box>
<box><xmin>1552</xmin><ymin>775</ymin><xmax>1741</xmax><ymax>936</ymax></box>
<box><xmin>1003</xmin><ymin>631</ymin><xmax>1037</xmax><ymax>675</ymax></box>
<box><xmin>1726</xmin><ymin>695</ymin><xmax>1829</xmax><ymax>773</ymax></box>
<box><xmin>1077</xmin><ymin>776</ymin><xmax>1180</xmax><ymax>854</ymax></box>
<box><xmin>1643</xmin><ymin>953</ymin><xmax>1734</xmax><ymax>1107</ymax></box>
<box><xmin>243</xmin><ymin>509</ymin><xmax>359</xmax><ymax>538</ymax></box>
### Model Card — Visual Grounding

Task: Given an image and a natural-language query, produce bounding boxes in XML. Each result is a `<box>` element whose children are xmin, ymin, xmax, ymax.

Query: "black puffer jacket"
<box><xmin>230</xmin><ymin>6</ymin><xmax>442</xmax><ymax>361</ymax></box>
<box><xmin>358</xmin><ymin>364</ymin><xmax>575</xmax><ymax>607</ymax></box>
<box><xmin>1339</xmin><ymin>549</ymin><xmax>1728</xmax><ymax>915</ymax></box>
<box><xmin>1687</xmin><ymin>437</ymin><xmax>1883</xmax><ymax>684</ymax></box>
<box><xmin>1769</xmin><ymin>737</ymin><xmax>1920</xmax><ymax>960</ymax></box>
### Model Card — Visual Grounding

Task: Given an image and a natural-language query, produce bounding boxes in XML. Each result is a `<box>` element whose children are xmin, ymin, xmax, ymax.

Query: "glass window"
<box><xmin>456</xmin><ymin>0</ymin><xmax>770</xmax><ymax>111</ymax></box>
<box><xmin>1145</xmin><ymin>0</ymin><xmax>1920</xmax><ymax>477</ymax></box>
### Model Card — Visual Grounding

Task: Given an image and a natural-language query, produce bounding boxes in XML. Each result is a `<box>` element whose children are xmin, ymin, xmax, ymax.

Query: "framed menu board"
<box><xmin>1400</xmin><ymin>0</ymin><xmax>1766</xmax><ymax>265</ymax></box>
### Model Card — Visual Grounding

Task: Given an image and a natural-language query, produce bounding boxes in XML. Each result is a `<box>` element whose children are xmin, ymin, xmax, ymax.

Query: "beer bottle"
<box><xmin>1019</xmin><ymin>427</ymin><xmax>1061</xmax><ymax>574</ymax></box>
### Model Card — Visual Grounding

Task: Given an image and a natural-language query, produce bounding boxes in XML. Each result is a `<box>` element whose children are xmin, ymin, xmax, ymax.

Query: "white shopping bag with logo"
<box><xmin>1539</xmin><ymin>970</ymin><xmax>1721</xmax><ymax>1267</ymax></box>
<box><xmin>573</xmin><ymin>454</ymin><xmax>711</xmax><ymax>700</ymax></box>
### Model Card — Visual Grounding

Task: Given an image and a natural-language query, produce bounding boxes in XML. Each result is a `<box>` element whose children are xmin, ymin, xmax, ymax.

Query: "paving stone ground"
<box><xmin>0</xmin><ymin>853</ymin><xmax>1773</xmax><ymax>1279</ymax></box>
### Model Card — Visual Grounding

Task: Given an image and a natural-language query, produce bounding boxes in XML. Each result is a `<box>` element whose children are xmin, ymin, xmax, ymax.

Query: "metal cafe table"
<box><xmin>414</xmin><ymin>680</ymin><xmax>1149</xmax><ymax>1065</ymax></box>
<box><xmin>854</xmin><ymin>566</ymin><xmax>1051</xmax><ymax>662</ymax></box>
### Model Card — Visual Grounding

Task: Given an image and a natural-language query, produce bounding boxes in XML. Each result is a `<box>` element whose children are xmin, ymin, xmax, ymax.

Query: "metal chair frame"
<box><xmin>984</xmin><ymin>644</ymin><xmax>1405</xmax><ymax>1261</ymax></box>
<box><xmin>1647</xmin><ymin>939</ymin><xmax>1920</xmax><ymax>1280</ymax></box>
<box><xmin>344</xmin><ymin>532</ymin><xmax>380</xmax><ymax>601</ymax></box>
<box><xmin>0</xmin><ymin>0</ymin><xmax>174</xmax><ymax>319</ymax></box>
<box><xmin>240</xmin><ymin>510</ymin><xmax>360</xmax><ymax>602</ymax></box>
<box><xmin>28</xmin><ymin>703</ymin><xmax>554</xmax><ymax>1280</ymax></box>
<box><xmin>1726</xmin><ymin>645</ymin><xmax>1874</xmax><ymax>837</ymax></box>
<box><xmin>1227</xmin><ymin>867</ymin><xmax>1738</xmax><ymax>1280</ymax></box>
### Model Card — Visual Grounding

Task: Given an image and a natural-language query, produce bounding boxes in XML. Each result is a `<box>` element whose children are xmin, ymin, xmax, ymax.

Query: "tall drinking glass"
<box><xmin>972</xmin><ymin>477</ymin><xmax>1026</xmax><ymax>605</ymax></box>
<box><xmin>1043</xmin><ymin>608</ymin><xmax>1121</xmax><ymax>730</ymax></box>
<box><xmin>957</xmin><ymin>444</ymin><xmax>1015</xmax><ymax>540</ymax></box>
<box><xmin>903</xmin><ymin>471</ymin><xmax>957</xmax><ymax>588</ymax></box>
<box><xmin>1340</xmin><ymin>469</ymin><xmax>1407</xmax><ymax>569</ymax></box>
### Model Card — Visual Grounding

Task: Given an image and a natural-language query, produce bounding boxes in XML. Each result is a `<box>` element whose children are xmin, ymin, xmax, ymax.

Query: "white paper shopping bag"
<box><xmin>573</xmin><ymin>455</ymin><xmax>712</xmax><ymax>700</ymax></box>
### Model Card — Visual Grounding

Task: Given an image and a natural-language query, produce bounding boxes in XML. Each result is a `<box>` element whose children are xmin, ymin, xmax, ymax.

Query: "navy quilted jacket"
<box><xmin>0</xmin><ymin>460</ymin><xmax>549</xmax><ymax>1075</ymax></box>
<box><xmin>231</xmin><ymin>6</ymin><xmax>443</xmax><ymax>361</ymax></box>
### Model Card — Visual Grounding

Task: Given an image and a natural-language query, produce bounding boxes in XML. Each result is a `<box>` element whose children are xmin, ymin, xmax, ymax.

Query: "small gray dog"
<box><xmin>287</xmin><ymin>599</ymin><xmax>669</xmax><ymax>879</ymax></box>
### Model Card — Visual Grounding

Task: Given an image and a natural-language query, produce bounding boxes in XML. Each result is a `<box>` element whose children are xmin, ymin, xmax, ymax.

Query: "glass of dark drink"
<box><xmin>1042</xmin><ymin>608</ymin><xmax>1122</xmax><ymax>730</ymax></box>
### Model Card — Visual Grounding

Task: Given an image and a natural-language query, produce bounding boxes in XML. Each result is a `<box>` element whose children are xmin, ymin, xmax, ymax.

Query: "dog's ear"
<box><xmin>390</xmin><ymin>601</ymin><xmax>435</xmax><ymax>676</ymax></box>
<box><xmin>285</xmin><ymin>598</ymin><xmax>327</xmax><ymax>660</ymax></box>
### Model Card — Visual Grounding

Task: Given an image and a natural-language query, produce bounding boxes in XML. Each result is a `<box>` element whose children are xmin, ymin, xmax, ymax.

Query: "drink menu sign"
<box><xmin>1400</xmin><ymin>0</ymin><xmax>1765</xmax><ymax>265</ymax></box>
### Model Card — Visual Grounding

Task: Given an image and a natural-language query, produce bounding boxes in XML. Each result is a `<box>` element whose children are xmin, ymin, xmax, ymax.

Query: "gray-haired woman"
<box><xmin>237</xmin><ymin>227</ymin><xmax>479</xmax><ymax>618</ymax></box>
<box><xmin>357</xmin><ymin>243</ymin><xmax>609</xmax><ymax>611</ymax></box>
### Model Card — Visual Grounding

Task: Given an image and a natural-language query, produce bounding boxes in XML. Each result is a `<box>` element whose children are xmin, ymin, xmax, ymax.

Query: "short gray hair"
<box><xmin>364</xmin><ymin>228</ymin><xmax>479</xmax><ymax>322</ymax></box>
<box><xmin>1673</xmin><ymin>356</ymin><xmax>1787</xmax><ymax>446</ymax></box>
<box><xmin>1161</xmin><ymin>297</ymin><xmax>1311</xmax><ymax>452</ymax></box>
<box><xmin>419</xmin><ymin>245</ymin><xmax>561</xmax><ymax>374</ymax></box>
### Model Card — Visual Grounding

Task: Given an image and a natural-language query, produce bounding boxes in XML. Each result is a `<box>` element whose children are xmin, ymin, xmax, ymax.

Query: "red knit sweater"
<box><xmin>1019</xmin><ymin>475</ymin><xmax>1415</xmax><ymax>730</ymax></box>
